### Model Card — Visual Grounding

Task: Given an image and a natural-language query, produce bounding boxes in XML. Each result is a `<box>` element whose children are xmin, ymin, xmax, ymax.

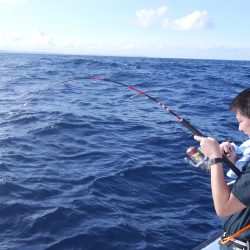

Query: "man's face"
<box><xmin>236</xmin><ymin>110</ymin><xmax>250</xmax><ymax>136</ymax></box>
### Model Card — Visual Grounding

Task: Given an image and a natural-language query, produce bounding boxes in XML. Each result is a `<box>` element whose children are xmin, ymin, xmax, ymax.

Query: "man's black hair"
<box><xmin>230</xmin><ymin>88</ymin><xmax>250</xmax><ymax>118</ymax></box>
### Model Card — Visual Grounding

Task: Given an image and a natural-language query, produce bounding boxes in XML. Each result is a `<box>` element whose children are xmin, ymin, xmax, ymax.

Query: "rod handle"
<box><xmin>181</xmin><ymin>118</ymin><xmax>203</xmax><ymax>137</ymax></box>
<box><xmin>222</xmin><ymin>155</ymin><xmax>242</xmax><ymax>176</ymax></box>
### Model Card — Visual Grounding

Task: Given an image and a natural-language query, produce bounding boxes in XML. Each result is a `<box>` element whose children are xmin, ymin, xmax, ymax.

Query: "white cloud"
<box><xmin>135</xmin><ymin>6</ymin><xmax>168</xmax><ymax>27</ymax></box>
<box><xmin>0</xmin><ymin>0</ymin><xmax>29</xmax><ymax>5</ymax></box>
<box><xmin>2</xmin><ymin>28</ymin><xmax>248</xmax><ymax>61</ymax></box>
<box><xmin>0</xmin><ymin>30</ymin><xmax>54</xmax><ymax>50</ymax></box>
<box><xmin>0</xmin><ymin>30</ymin><xmax>102</xmax><ymax>54</ymax></box>
<box><xmin>135</xmin><ymin>6</ymin><xmax>214</xmax><ymax>31</ymax></box>
<box><xmin>19</xmin><ymin>30</ymin><xmax>53</xmax><ymax>46</ymax></box>
<box><xmin>163</xmin><ymin>10</ymin><xmax>214</xmax><ymax>30</ymax></box>
<box><xmin>0</xmin><ymin>30</ymin><xmax>249</xmax><ymax>60</ymax></box>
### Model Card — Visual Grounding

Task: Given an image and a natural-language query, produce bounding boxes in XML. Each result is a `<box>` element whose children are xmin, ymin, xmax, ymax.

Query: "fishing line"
<box><xmin>2</xmin><ymin>79</ymin><xmax>74</xmax><ymax>120</ymax></box>
<box><xmin>19</xmin><ymin>76</ymin><xmax>242</xmax><ymax>176</ymax></box>
<box><xmin>24</xmin><ymin>79</ymin><xmax>74</xmax><ymax>107</ymax></box>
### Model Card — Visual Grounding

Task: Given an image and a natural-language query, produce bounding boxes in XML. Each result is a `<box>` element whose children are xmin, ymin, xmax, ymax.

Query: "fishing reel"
<box><xmin>184</xmin><ymin>146</ymin><xmax>210</xmax><ymax>172</ymax></box>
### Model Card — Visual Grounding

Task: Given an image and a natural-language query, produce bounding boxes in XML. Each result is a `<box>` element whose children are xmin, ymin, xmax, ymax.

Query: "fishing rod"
<box><xmin>23</xmin><ymin>76</ymin><xmax>242</xmax><ymax>176</ymax></box>
<box><xmin>83</xmin><ymin>76</ymin><xmax>240</xmax><ymax>177</ymax></box>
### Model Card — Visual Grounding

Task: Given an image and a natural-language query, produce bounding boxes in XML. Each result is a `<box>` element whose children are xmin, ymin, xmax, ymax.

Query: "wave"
<box><xmin>0</xmin><ymin>53</ymin><xmax>247</xmax><ymax>249</ymax></box>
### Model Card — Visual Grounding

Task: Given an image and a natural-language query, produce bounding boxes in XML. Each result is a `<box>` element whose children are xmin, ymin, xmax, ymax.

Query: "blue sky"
<box><xmin>0</xmin><ymin>0</ymin><xmax>250</xmax><ymax>60</ymax></box>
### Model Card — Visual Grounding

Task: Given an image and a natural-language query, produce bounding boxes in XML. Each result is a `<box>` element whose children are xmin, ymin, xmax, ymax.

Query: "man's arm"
<box><xmin>194</xmin><ymin>135</ymin><xmax>246</xmax><ymax>216</ymax></box>
<box><xmin>210</xmin><ymin>162</ymin><xmax>246</xmax><ymax>216</ymax></box>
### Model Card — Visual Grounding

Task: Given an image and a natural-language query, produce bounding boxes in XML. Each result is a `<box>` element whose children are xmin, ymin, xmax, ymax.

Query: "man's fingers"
<box><xmin>194</xmin><ymin>135</ymin><xmax>203</xmax><ymax>142</ymax></box>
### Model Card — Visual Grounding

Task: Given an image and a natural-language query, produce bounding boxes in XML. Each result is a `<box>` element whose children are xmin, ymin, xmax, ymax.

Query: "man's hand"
<box><xmin>220</xmin><ymin>141</ymin><xmax>237</xmax><ymax>164</ymax></box>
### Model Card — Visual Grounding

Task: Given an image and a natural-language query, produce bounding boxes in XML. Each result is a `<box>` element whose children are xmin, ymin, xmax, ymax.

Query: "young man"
<box><xmin>195</xmin><ymin>88</ymin><xmax>250</xmax><ymax>250</ymax></box>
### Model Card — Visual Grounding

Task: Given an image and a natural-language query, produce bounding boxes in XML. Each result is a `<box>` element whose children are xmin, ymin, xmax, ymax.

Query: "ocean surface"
<box><xmin>0</xmin><ymin>53</ymin><xmax>249</xmax><ymax>250</ymax></box>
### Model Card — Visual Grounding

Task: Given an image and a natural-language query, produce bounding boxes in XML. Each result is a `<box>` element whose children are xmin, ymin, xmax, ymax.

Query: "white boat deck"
<box><xmin>201</xmin><ymin>237</ymin><xmax>220</xmax><ymax>249</ymax></box>
<box><xmin>193</xmin><ymin>233</ymin><xmax>221</xmax><ymax>250</ymax></box>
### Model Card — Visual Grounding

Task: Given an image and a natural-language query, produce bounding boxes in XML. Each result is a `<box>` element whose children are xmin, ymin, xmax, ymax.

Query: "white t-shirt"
<box><xmin>227</xmin><ymin>138</ymin><xmax>250</xmax><ymax>179</ymax></box>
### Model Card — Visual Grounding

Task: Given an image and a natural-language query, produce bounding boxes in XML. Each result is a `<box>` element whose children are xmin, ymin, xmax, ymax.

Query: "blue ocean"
<box><xmin>0</xmin><ymin>53</ymin><xmax>249</xmax><ymax>250</ymax></box>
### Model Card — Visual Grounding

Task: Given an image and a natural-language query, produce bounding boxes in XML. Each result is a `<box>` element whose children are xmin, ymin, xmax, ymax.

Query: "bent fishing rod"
<box><xmin>87</xmin><ymin>77</ymin><xmax>241</xmax><ymax>177</ymax></box>
<box><xmin>25</xmin><ymin>76</ymin><xmax>242</xmax><ymax>176</ymax></box>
